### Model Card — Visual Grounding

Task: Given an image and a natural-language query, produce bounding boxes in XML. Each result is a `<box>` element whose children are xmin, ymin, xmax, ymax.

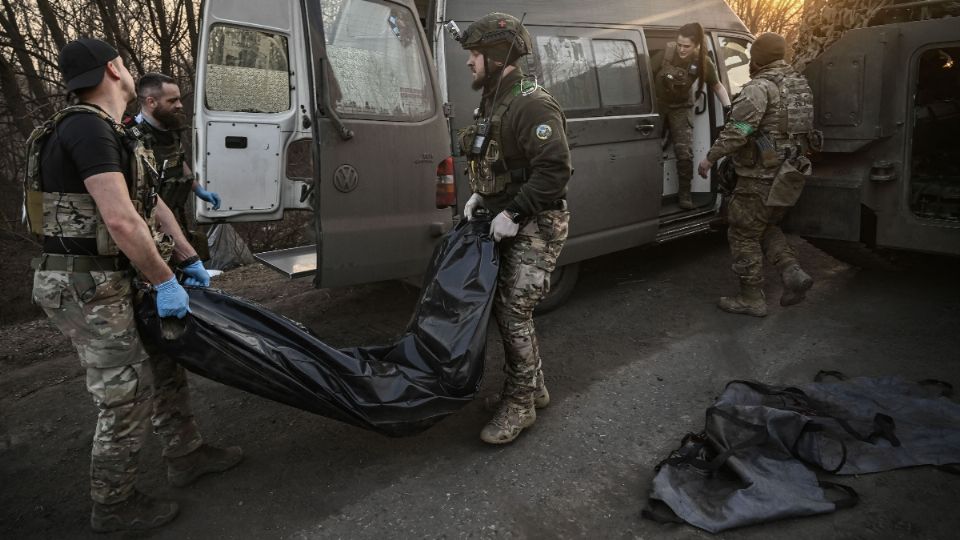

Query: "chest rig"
<box><xmin>459</xmin><ymin>78</ymin><xmax>538</xmax><ymax>196</ymax></box>
<box><xmin>137</xmin><ymin>120</ymin><xmax>192</xmax><ymax>210</ymax></box>
<box><xmin>657</xmin><ymin>42</ymin><xmax>698</xmax><ymax>104</ymax></box>
<box><xmin>24</xmin><ymin>105</ymin><xmax>172</xmax><ymax>259</ymax></box>
<box><xmin>753</xmin><ymin>69</ymin><xmax>820</xmax><ymax>161</ymax></box>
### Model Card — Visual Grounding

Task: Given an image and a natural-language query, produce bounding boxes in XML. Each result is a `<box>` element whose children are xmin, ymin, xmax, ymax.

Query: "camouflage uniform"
<box><xmin>28</xmin><ymin>107</ymin><xmax>203</xmax><ymax>505</ymax></box>
<box><xmin>653</xmin><ymin>44</ymin><xmax>720</xmax><ymax>208</ymax></box>
<box><xmin>706</xmin><ymin>52</ymin><xmax>817</xmax><ymax>315</ymax></box>
<box><xmin>457</xmin><ymin>13</ymin><xmax>573</xmax><ymax>443</ymax></box>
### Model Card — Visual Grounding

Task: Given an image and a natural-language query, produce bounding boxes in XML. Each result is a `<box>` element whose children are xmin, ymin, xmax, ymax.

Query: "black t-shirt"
<box><xmin>40</xmin><ymin>106</ymin><xmax>127</xmax><ymax>254</ymax></box>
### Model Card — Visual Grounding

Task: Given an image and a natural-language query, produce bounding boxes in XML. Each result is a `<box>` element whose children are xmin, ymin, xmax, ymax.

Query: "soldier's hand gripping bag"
<box><xmin>766</xmin><ymin>156</ymin><xmax>812</xmax><ymax>207</ymax></box>
<box><xmin>134</xmin><ymin>218</ymin><xmax>499</xmax><ymax>437</ymax></box>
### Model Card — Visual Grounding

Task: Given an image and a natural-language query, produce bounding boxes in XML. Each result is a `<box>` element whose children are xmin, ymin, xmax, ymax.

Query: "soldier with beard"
<box><xmin>132</xmin><ymin>73</ymin><xmax>220</xmax><ymax>257</ymax></box>
<box><xmin>456</xmin><ymin>13</ymin><xmax>573</xmax><ymax>444</ymax></box>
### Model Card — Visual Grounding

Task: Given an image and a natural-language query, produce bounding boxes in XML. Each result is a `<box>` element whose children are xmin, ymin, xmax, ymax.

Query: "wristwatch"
<box><xmin>504</xmin><ymin>210</ymin><xmax>522</xmax><ymax>223</ymax></box>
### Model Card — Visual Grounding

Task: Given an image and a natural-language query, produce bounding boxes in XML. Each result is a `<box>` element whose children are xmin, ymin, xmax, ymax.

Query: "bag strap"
<box><xmin>819</xmin><ymin>481</ymin><xmax>860</xmax><ymax>510</ymax></box>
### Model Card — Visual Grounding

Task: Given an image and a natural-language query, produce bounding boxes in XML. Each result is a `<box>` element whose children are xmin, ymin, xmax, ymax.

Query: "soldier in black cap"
<box><xmin>25</xmin><ymin>38</ymin><xmax>241</xmax><ymax>532</ymax></box>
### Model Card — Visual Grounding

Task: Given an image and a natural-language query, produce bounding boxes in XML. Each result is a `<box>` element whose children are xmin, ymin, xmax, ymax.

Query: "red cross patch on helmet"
<box><xmin>498</xmin><ymin>19</ymin><xmax>507</xmax><ymax>28</ymax></box>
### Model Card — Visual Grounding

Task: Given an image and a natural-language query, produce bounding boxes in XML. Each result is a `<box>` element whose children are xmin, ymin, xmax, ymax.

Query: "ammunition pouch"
<box><xmin>766</xmin><ymin>156</ymin><xmax>812</xmax><ymax>207</ymax></box>
<box><xmin>753</xmin><ymin>130</ymin><xmax>781</xmax><ymax>169</ymax></box>
<box><xmin>158</xmin><ymin>174</ymin><xmax>194</xmax><ymax>210</ymax></box>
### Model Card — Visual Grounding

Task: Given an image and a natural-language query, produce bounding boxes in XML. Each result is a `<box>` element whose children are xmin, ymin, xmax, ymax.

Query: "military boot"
<box><xmin>166</xmin><ymin>444</ymin><xmax>243</xmax><ymax>488</ymax></box>
<box><xmin>718</xmin><ymin>285</ymin><xmax>768</xmax><ymax>317</ymax></box>
<box><xmin>780</xmin><ymin>264</ymin><xmax>813</xmax><ymax>306</ymax></box>
<box><xmin>90</xmin><ymin>490</ymin><xmax>179</xmax><ymax>533</ymax></box>
<box><xmin>484</xmin><ymin>371</ymin><xmax>550</xmax><ymax>411</ymax></box>
<box><xmin>480</xmin><ymin>400</ymin><xmax>536</xmax><ymax>445</ymax></box>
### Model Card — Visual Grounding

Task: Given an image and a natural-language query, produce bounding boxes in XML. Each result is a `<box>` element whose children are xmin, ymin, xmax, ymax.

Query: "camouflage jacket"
<box><xmin>706</xmin><ymin>60</ymin><xmax>807</xmax><ymax>179</ymax></box>
<box><xmin>477</xmin><ymin>69</ymin><xmax>572</xmax><ymax>218</ymax></box>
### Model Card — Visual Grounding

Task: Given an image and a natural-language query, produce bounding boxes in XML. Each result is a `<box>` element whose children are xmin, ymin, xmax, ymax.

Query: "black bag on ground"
<box><xmin>135</xmin><ymin>219</ymin><xmax>499</xmax><ymax>437</ymax></box>
<box><xmin>645</xmin><ymin>375</ymin><xmax>960</xmax><ymax>533</ymax></box>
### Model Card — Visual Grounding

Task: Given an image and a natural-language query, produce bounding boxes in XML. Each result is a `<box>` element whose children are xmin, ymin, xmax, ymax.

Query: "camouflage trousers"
<box><xmin>726</xmin><ymin>177</ymin><xmax>800</xmax><ymax>286</ymax></box>
<box><xmin>494</xmin><ymin>210</ymin><xmax>570</xmax><ymax>407</ymax></box>
<box><xmin>662</xmin><ymin>105</ymin><xmax>694</xmax><ymax>190</ymax></box>
<box><xmin>32</xmin><ymin>268</ymin><xmax>203</xmax><ymax>504</ymax></box>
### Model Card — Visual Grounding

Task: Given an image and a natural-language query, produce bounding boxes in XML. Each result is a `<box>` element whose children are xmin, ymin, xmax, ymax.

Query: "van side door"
<box><xmin>530</xmin><ymin>27</ymin><xmax>663</xmax><ymax>263</ymax></box>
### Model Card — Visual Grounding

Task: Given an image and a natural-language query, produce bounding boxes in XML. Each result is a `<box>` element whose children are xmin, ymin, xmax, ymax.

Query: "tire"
<box><xmin>535</xmin><ymin>262</ymin><xmax>581</xmax><ymax>315</ymax></box>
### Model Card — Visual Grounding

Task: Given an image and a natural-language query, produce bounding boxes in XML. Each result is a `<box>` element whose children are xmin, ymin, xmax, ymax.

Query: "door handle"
<box><xmin>225</xmin><ymin>136</ymin><xmax>247</xmax><ymax>149</ymax></box>
<box><xmin>635</xmin><ymin>122</ymin><xmax>656</xmax><ymax>136</ymax></box>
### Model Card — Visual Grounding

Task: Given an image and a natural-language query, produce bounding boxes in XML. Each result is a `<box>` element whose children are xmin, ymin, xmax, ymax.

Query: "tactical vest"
<box><xmin>23</xmin><ymin>105</ymin><xmax>172</xmax><ymax>260</ymax></box>
<box><xmin>136</xmin><ymin>118</ymin><xmax>192</xmax><ymax>210</ymax></box>
<box><xmin>459</xmin><ymin>78</ymin><xmax>538</xmax><ymax>196</ymax></box>
<box><xmin>754</xmin><ymin>69</ymin><xmax>819</xmax><ymax>154</ymax></box>
<box><xmin>657</xmin><ymin>42</ymin><xmax>698</xmax><ymax>105</ymax></box>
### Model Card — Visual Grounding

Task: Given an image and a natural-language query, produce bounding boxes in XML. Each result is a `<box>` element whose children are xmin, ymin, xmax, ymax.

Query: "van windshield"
<box><xmin>320</xmin><ymin>0</ymin><xmax>434</xmax><ymax>121</ymax></box>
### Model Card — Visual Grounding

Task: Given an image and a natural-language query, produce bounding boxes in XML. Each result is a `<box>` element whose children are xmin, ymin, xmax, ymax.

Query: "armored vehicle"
<box><xmin>786</xmin><ymin>2</ymin><xmax>960</xmax><ymax>256</ymax></box>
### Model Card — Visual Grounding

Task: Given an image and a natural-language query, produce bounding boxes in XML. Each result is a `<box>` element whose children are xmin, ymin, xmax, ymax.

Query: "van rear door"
<box><xmin>197</xmin><ymin>0</ymin><xmax>453</xmax><ymax>287</ymax></box>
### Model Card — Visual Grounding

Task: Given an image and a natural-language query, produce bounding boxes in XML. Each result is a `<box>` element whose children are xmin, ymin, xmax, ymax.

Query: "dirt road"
<box><xmin>2</xmin><ymin>232</ymin><xmax>959</xmax><ymax>539</ymax></box>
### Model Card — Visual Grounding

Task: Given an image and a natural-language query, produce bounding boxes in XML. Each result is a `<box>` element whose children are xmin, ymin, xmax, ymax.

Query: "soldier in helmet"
<box><xmin>697</xmin><ymin>33</ymin><xmax>819</xmax><ymax>317</ymax></box>
<box><xmin>652</xmin><ymin>22</ymin><xmax>731</xmax><ymax>209</ymax></box>
<box><xmin>131</xmin><ymin>73</ymin><xmax>220</xmax><ymax>258</ymax></box>
<box><xmin>455</xmin><ymin>13</ymin><xmax>573</xmax><ymax>444</ymax></box>
<box><xmin>26</xmin><ymin>38</ymin><xmax>241</xmax><ymax>532</ymax></box>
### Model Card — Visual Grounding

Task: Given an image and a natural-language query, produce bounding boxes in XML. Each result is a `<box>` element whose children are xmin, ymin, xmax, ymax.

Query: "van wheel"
<box><xmin>535</xmin><ymin>262</ymin><xmax>580</xmax><ymax>315</ymax></box>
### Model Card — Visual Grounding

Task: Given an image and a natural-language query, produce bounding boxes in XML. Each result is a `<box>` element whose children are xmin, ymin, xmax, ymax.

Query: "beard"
<box><xmin>154</xmin><ymin>107</ymin><xmax>186</xmax><ymax>129</ymax></box>
<box><xmin>471</xmin><ymin>75</ymin><xmax>487</xmax><ymax>91</ymax></box>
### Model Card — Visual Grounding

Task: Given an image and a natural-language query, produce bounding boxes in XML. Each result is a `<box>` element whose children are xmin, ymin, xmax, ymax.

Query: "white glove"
<box><xmin>490</xmin><ymin>211</ymin><xmax>520</xmax><ymax>242</ymax></box>
<box><xmin>464</xmin><ymin>193</ymin><xmax>483</xmax><ymax>221</ymax></box>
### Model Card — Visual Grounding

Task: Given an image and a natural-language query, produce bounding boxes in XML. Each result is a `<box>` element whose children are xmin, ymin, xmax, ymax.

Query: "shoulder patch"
<box><xmin>535</xmin><ymin>124</ymin><xmax>553</xmax><ymax>141</ymax></box>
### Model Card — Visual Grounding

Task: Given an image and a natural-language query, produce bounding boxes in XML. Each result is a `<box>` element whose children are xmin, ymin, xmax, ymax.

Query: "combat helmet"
<box><xmin>460</xmin><ymin>12</ymin><xmax>531</xmax><ymax>65</ymax></box>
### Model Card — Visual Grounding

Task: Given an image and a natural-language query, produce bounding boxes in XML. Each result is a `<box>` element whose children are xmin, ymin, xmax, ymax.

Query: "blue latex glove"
<box><xmin>156</xmin><ymin>276</ymin><xmax>190</xmax><ymax>319</ymax></box>
<box><xmin>181</xmin><ymin>260</ymin><xmax>211</xmax><ymax>287</ymax></box>
<box><xmin>195</xmin><ymin>186</ymin><xmax>221</xmax><ymax>210</ymax></box>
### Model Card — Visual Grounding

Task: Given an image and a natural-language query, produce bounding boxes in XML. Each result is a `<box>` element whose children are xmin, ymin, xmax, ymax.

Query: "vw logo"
<box><xmin>333</xmin><ymin>164</ymin><xmax>359</xmax><ymax>193</ymax></box>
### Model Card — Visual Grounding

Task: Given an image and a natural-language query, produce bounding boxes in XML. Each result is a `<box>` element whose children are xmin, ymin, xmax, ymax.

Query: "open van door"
<box><xmin>195</xmin><ymin>0</ymin><xmax>453</xmax><ymax>287</ymax></box>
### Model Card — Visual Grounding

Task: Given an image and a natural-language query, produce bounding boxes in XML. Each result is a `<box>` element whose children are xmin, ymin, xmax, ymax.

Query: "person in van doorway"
<box><xmin>129</xmin><ymin>72</ymin><xmax>220</xmax><ymax>260</ymax></box>
<box><xmin>26</xmin><ymin>38</ymin><xmax>242</xmax><ymax>532</ymax></box>
<box><xmin>653</xmin><ymin>22</ymin><xmax>731</xmax><ymax>209</ymax></box>
<box><xmin>697</xmin><ymin>33</ymin><xmax>818</xmax><ymax>317</ymax></box>
<box><xmin>456</xmin><ymin>13</ymin><xmax>573</xmax><ymax>444</ymax></box>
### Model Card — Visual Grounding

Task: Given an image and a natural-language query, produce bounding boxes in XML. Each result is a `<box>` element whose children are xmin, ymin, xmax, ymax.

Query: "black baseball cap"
<box><xmin>58</xmin><ymin>38</ymin><xmax>119</xmax><ymax>92</ymax></box>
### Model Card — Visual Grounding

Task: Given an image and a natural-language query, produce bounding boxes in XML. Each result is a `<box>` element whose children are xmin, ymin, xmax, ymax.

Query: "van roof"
<box><xmin>446</xmin><ymin>0</ymin><xmax>750</xmax><ymax>33</ymax></box>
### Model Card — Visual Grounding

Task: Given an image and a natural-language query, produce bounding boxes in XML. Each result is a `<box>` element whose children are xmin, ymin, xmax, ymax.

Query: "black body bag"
<box><xmin>135</xmin><ymin>219</ymin><xmax>499</xmax><ymax>437</ymax></box>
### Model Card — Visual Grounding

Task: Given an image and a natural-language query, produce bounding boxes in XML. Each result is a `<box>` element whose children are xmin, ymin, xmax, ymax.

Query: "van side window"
<box><xmin>535</xmin><ymin>33</ymin><xmax>649</xmax><ymax>117</ymax></box>
<box><xmin>593</xmin><ymin>39</ymin><xmax>645</xmax><ymax>109</ymax></box>
<box><xmin>205</xmin><ymin>25</ymin><xmax>291</xmax><ymax>113</ymax></box>
<box><xmin>718</xmin><ymin>36</ymin><xmax>752</xmax><ymax>97</ymax></box>
<box><xmin>322</xmin><ymin>0</ymin><xmax>435</xmax><ymax>121</ymax></box>
<box><xmin>536</xmin><ymin>36</ymin><xmax>601</xmax><ymax>113</ymax></box>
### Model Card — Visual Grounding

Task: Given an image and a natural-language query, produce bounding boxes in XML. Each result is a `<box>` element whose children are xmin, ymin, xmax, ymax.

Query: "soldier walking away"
<box><xmin>453</xmin><ymin>13</ymin><xmax>573</xmax><ymax>444</ymax></box>
<box><xmin>24</xmin><ymin>38</ymin><xmax>242</xmax><ymax>532</ymax></box>
<box><xmin>697</xmin><ymin>33</ymin><xmax>820</xmax><ymax>317</ymax></box>
<box><xmin>652</xmin><ymin>23</ymin><xmax>731</xmax><ymax>209</ymax></box>
<box><xmin>130</xmin><ymin>72</ymin><xmax>220</xmax><ymax>260</ymax></box>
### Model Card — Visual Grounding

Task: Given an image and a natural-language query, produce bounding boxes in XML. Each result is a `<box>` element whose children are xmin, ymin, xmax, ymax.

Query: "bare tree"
<box><xmin>728</xmin><ymin>0</ymin><xmax>807</xmax><ymax>48</ymax></box>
